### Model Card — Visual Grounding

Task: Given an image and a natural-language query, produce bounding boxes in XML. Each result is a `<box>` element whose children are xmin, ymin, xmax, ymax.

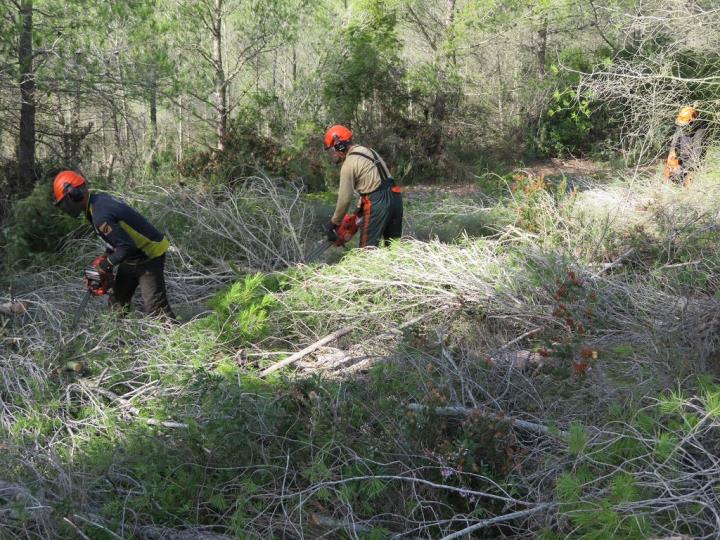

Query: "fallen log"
<box><xmin>260</xmin><ymin>310</ymin><xmax>443</xmax><ymax>378</ymax></box>
<box><xmin>406</xmin><ymin>403</ymin><xmax>568</xmax><ymax>439</ymax></box>
<box><xmin>591</xmin><ymin>248</ymin><xmax>634</xmax><ymax>278</ymax></box>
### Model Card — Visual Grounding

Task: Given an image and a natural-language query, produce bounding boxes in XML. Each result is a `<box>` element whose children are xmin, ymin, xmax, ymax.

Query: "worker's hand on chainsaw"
<box><xmin>324</xmin><ymin>221</ymin><xmax>339</xmax><ymax>242</ymax></box>
<box><xmin>92</xmin><ymin>254</ymin><xmax>113</xmax><ymax>272</ymax></box>
<box><xmin>84</xmin><ymin>255</ymin><xmax>114</xmax><ymax>296</ymax></box>
<box><xmin>84</xmin><ymin>271</ymin><xmax>113</xmax><ymax>296</ymax></box>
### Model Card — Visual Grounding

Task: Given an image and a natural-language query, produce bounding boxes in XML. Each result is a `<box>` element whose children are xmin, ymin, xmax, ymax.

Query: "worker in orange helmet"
<box><xmin>52</xmin><ymin>170</ymin><xmax>176</xmax><ymax>320</ymax></box>
<box><xmin>664</xmin><ymin>106</ymin><xmax>706</xmax><ymax>186</ymax></box>
<box><xmin>323</xmin><ymin>125</ymin><xmax>403</xmax><ymax>248</ymax></box>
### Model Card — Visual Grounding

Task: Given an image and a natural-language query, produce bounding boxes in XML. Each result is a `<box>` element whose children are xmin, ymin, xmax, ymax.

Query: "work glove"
<box><xmin>324</xmin><ymin>221</ymin><xmax>339</xmax><ymax>242</ymax></box>
<box><xmin>96</xmin><ymin>254</ymin><xmax>113</xmax><ymax>272</ymax></box>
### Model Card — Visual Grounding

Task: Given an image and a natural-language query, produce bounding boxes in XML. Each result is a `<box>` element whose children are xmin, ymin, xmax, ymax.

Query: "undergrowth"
<box><xmin>3</xmin><ymin>165</ymin><xmax>720</xmax><ymax>537</ymax></box>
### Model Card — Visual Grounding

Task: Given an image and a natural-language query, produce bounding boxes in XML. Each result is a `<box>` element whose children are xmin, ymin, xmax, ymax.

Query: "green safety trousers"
<box><xmin>359</xmin><ymin>184</ymin><xmax>403</xmax><ymax>248</ymax></box>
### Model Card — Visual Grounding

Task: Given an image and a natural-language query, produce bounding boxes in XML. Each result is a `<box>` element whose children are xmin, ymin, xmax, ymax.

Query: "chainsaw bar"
<box><xmin>303</xmin><ymin>240</ymin><xmax>331</xmax><ymax>263</ymax></box>
<box><xmin>71</xmin><ymin>288</ymin><xmax>92</xmax><ymax>330</ymax></box>
<box><xmin>303</xmin><ymin>213</ymin><xmax>366</xmax><ymax>263</ymax></box>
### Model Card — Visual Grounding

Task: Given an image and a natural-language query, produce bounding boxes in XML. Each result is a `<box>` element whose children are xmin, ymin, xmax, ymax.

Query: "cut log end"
<box><xmin>0</xmin><ymin>301</ymin><xmax>28</xmax><ymax>316</ymax></box>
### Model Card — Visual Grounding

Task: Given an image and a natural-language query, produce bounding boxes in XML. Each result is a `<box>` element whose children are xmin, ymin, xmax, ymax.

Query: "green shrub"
<box><xmin>532</xmin><ymin>47</ymin><xmax>618</xmax><ymax>158</ymax></box>
<box><xmin>176</xmin><ymin>123</ymin><xmax>328</xmax><ymax>191</ymax></box>
<box><xmin>202</xmin><ymin>273</ymin><xmax>277</xmax><ymax>348</ymax></box>
<box><xmin>1</xmin><ymin>180</ymin><xmax>85</xmax><ymax>269</ymax></box>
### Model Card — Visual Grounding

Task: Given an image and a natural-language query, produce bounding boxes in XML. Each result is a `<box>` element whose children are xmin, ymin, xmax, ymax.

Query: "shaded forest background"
<box><xmin>1</xmin><ymin>0</ymin><xmax>718</xmax><ymax>226</ymax></box>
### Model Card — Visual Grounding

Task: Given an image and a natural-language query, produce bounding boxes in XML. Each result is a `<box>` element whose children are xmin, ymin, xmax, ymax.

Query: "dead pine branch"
<box><xmin>259</xmin><ymin>325</ymin><xmax>353</xmax><ymax>377</ymax></box>
<box><xmin>591</xmin><ymin>248</ymin><xmax>635</xmax><ymax>278</ymax></box>
<box><xmin>406</xmin><ymin>403</ymin><xmax>569</xmax><ymax>439</ymax></box>
<box><xmin>496</xmin><ymin>327</ymin><xmax>543</xmax><ymax>352</ymax></box>
<box><xmin>310</xmin><ymin>514</ymin><xmax>373</xmax><ymax>536</ymax></box>
<box><xmin>134</xmin><ymin>525</ymin><xmax>234</xmax><ymax>540</ymax></box>
<box><xmin>78</xmin><ymin>380</ymin><xmax>188</xmax><ymax>429</ymax></box>
<box><xmin>310</xmin><ymin>514</ymin><xmax>427</xmax><ymax>540</ymax></box>
<box><xmin>439</xmin><ymin>503</ymin><xmax>552</xmax><ymax>540</ymax></box>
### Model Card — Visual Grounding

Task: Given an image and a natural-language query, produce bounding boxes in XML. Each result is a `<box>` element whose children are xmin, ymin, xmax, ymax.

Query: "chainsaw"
<box><xmin>664</xmin><ymin>149</ymin><xmax>682</xmax><ymax>182</ymax></box>
<box><xmin>304</xmin><ymin>212</ymin><xmax>364</xmax><ymax>263</ymax></box>
<box><xmin>71</xmin><ymin>256</ymin><xmax>114</xmax><ymax>329</ymax></box>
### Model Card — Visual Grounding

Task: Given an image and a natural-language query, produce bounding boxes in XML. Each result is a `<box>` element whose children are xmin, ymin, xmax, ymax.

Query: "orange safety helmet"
<box><xmin>324</xmin><ymin>125</ymin><xmax>353</xmax><ymax>151</ymax></box>
<box><xmin>676</xmin><ymin>106</ymin><xmax>698</xmax><ymax>126</ymax></box>
<box><xmin>53</xmin><ymin>170</ymin><xmax>86</xmax><ymax>205</ymax></box>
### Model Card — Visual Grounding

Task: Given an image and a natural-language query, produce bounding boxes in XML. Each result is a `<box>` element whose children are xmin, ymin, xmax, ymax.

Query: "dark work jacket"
<box><xmin>670</xmin><ymin>121</ymin><xmax>707</xmax><ymax>170</ymax></box>
<box><xmin>85</xmin><ymin>192</ymin><xmax>169</xmax><ymax>266</ymax></box>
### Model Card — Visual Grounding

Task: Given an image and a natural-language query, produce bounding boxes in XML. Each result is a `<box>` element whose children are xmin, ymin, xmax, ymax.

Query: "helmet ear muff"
<box><xmin>64</xmin><ymin>182</ymin><xmax>85</xmax><ymax>202</ymax></box>
<box><xmin>332</xmin><ymin>134</ymin><xmax>349</xmax><ymax>153</ymax></box>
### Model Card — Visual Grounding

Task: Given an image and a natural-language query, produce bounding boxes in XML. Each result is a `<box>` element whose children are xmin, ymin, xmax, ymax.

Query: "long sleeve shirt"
<box><xmin>331</xmin><ymin>145</ymin><xmax>390</xmax><ymax>224</ymax></box>
<box><xmin>85</xmin><ymin>192</ymin><xmax>169</xmax><ymax>266</ymax></box>
<box><xmin>669</xmin><ymin>122</ymin><xmax>706</xmax><ymax>169</ymax></box>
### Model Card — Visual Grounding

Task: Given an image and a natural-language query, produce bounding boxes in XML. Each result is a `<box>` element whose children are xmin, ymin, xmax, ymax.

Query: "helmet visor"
<box><xmin>326</xmin><ymin>147</ymin><xmax>345</xmax><ymax>164</ymax></box>
<box><xmin>55</xmin><ymin>194</ymin><xmax>84</xmax><ymax>217</ymax></box>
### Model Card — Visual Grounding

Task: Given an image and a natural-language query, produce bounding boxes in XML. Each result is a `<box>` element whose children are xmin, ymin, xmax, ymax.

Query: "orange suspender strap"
<box><xmin>360</xmin><ymin>194</ymin><xmax>372</xmax><ymax>247</ymax></box>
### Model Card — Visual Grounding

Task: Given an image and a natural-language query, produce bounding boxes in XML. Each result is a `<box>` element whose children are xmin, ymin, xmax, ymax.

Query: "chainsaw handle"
<box><xmin>83</xmin><ymin>265</ymin><xmax>113</xmax><ymax>296</ymax></box>
<box><xmin>334</xmin><ymin>213</ymin><xmax>364</xmax><ymax>246</ymax></box>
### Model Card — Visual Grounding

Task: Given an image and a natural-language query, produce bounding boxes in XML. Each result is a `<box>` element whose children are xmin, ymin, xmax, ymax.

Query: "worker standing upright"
<box><xmin>665</xmin><ymin>106</ymin><xmax>707</xmax><ymax>186</ymax></box>
<box><xmin>52</xmin><ymin>170</ymin><xmax>176</xmax><ymax>320</ymax></box>
<box><xmin>324</xmin><ymin>125</ymin><xmax>403</xmax><ymax>247</ymax></box>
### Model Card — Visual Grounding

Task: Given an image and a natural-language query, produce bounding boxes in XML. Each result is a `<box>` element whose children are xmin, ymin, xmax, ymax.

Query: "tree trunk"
<box><xmin>149</xmin><ymin>71</ymin><xmax>158</xmax><ymax>144</ymax></box>
<box><xmin>17</xmin><ymin>0</ymin><xmax>36</xmax><ymax>197</ymax></box>
<box><xmin>177</xmin><ymin>97</ymin><xmax>184</xmax><ymax>162</ymax></box>
<box><xmin>535</xmin><ymin>17</ymin><xmax>548</xmax><ymax>77</ymax></box>
<box><xmin>212</xmin><ymin>0</ymin><xmax>227</xmax><ymax>151</ymax></box>
<box><xmin>117</xmin><ymin>51</ymin><xmax>138</xmax><ymax>167</ymax></box>
<box><xmin>66</xmin><ymin>51</ymin><xmax>84</xmax><ymax>168</ymax></box>
<box><xmin>148</xmin><ymin>69</ymin><xmax>158</xmax><ymax>171</ymax></box>
<box><xmin>115</xmin><ymin>51</ymin><xmax>131</xmax><ymax>146</ymax></box>
<box><xmin>100</xmin><ymin>113</ymin><xmax>108</xmax><ymax>165</ymax></box>
<box><xmin>112</xmin><ymin>105</ymin><xmax>124</xmax><ymax>160</ymax></box>
<box><xmin>445</xmin><ymin>0</ymin><xmax>457</xmax><ymax>67</ymax></box>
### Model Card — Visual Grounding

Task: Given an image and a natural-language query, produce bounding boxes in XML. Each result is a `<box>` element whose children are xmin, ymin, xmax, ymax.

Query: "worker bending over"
<box><xmin>324</xmin><ymin>125</ymin><xmax>403</xmax><ymax>247</ymax></box>
<box><xmin>52</xmin><ymin>170</ymin><xmax>176</xmax><ymax>319</ymax></box>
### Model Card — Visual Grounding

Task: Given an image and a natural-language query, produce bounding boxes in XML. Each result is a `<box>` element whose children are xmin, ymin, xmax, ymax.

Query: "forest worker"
<box><xmin>664</xmin><ymin>105</ymin><xmax>707</xmax><ymax>186</ymax></box>
<box><xmin>323</xmin><ymin>125</ymin><xmax>403</xmax><ymax>247</ymax></box>
<box><xmin>52</xmin><ymin>170</ymin><xmax>176</xmax><ymax>320</ymax></box>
